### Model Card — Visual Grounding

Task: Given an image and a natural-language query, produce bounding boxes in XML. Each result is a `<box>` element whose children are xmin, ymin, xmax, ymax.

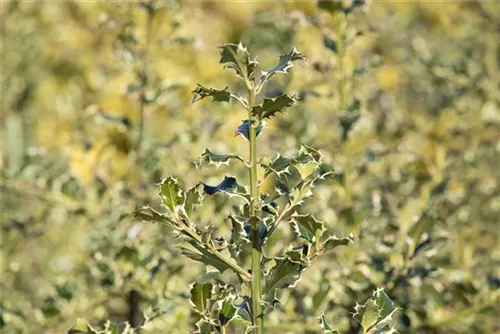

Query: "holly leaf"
<box><xmin>259</xmin><ymin>48</ymin><xmax>306</xmax><ymax>85</ymax></box>
<box><xmin>219</xmin><ymin>43</ymin><xmax>257</xmax><ymax>81</ymax></box>
<box><xmin>322</xmin><ymin>234</ymin><xmax>354</xmax><ymax>252</ymax></box>
<box><xmin>251</xmin><ymin>94</ymin><xmax>297</xmax><ymax>120</ymax></box>
<box><xmin>159</xmin><ymin>176</ymin><xmax>185</xmax><ymax>215</ymax></box>
<box><xmin>236</xmin><ymin>119</ymin><xmax>265</xmax><ymax>140</ymax></box>
<box><xmin>183</xmin><ymin>184</ymin><xmax>204</xmax><ymax>221</ymax></box>
<box><xmin>190</xmin><ymin>282</ymin><xmax>213</xmax><ymax>314</ymax></box>
<box><xmin>192</xmin><ymin>84</ymin><xmax>231</xmax><ymax>103</ymax></box>
<box><xmin>196</xmin><ymin>149</ymin><xmax>244</xmax><ymax>170</ymax></box>
<box><xmin>202</xmin><ymin>176</ymin><xmax>249</xmax><ymax>202</ymax></box>
<box><xmin>291</xmin><ymin>213</ymin><xmax>325</xmax><ymax>243</ymax></box>
<box><xmin>265</xmin><ymin>256</ymin><xmax>305</xmax><ymax>296</ymax></box>
<box><xmin>134</xmin><ymin>206</ymin><xmax>174</xmax><ymax>226</ymax></box>
<box><xmin>181</xmin><ymin>240</ymin><xmax>237</xmax><ymax>274</ymax></box>
<box><xmin>217</xmin><ymin>297</ymin><xmax>238</xmax><ymax>328</ymax></box>
<box><xmin>262</xmin><ymin>154</ymin><xmax>292</xmax><ymax>178</ymax></box>
<box><xmin>353</xmin><ymin>288</ymin><xmax>400</xmax><ymax>334</ymax></box>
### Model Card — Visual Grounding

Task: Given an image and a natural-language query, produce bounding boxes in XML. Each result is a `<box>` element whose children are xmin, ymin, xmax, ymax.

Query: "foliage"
<box><xmin>1</xmin><ymin>1</ymin><xmax>499</xmax><ymax>333</ymax></box>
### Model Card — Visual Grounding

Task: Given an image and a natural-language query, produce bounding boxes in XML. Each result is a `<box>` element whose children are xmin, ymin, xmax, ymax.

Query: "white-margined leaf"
<box><xmin>251</xmin><ymin>94</ymin><xmax>297</xmax><ymax>120</ymax></box>
<box><xmin>219</xmin><ymin>43</ymin><xmax>257</xmax><ymax>81</ymax></box>
<box><xmin>195</xmin><ymin>149</ymin><xmax>244</xmax><ymax>170</ymax></box>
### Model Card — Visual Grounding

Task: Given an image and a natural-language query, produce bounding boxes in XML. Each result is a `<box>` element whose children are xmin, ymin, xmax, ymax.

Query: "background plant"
<box><xmin>1</xmin><ymin>1</ymin><xmax>499</xmax><ymax>333</ymax></box>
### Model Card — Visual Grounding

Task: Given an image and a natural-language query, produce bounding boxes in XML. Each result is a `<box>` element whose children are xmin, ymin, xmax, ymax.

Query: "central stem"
<box><xmin>248</xmin><ymin>86</ymin><xmax>263</xmax><ymax>334</ymax></box>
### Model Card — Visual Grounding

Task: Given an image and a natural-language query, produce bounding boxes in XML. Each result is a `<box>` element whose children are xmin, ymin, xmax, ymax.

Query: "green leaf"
<box><xmin>196</xmin><ymin>149</ymin><xmax>244</xmax><ymax>170</ymax></box>
<box><xmin>294</xmin><ymin>144</ymin><xmax>323</xmax><ymax>164</ymax></box>
<box><xmin>360</xmin><ymin>299</ymin><xmax>380</xmax><ymax>333</ymax></box>
<box><xmin>259</xmin><ymin>48</ymin><xmax>306</xmax><ymax>85</ymax></box>
<box><xmin>251</xmin><ymin>94</ymin><xmax>296</xmax><ymax>120</ymax></box>
<box><xmin>291</xmin><ymin>213</ymin><xmax>325</xmax><ymax>243</ymax></box>
<box><xmin>408</xmin><ymin>212</ymin><xmax>435</xmax><ymax>256</ymax></box>
<box><xmin>317</xmin><ymin>0</ymin><xmax>343</xmax><ymax>14</ymax></box>
<box><xmin>265</xmin><ymin>256</ymin><xmax>305</xmax><ymax>295</ymax></box>
<box><xmin>134</xmin><ymin>206</ymin><xmax>174</xmax><ymax>226</ymax></box>
<box><xmin>353</xmin><ymin>288</ymin><xmax>400</xmax><ymax>334</ymax></box>
<box><xmin>322</xmin><ymin>235</ymin><xmax>354</xmax><ymax>251</ymax></box>
<box><xmin>219</xmin><ymin>43</ymin><xmax>257</xmax><ymax>81</ymax></box>
<box><xmin>181</xmin><ymin>240</ymin><xmax>237</xmax><ymax>274</ymax></box>
<box><xmin>192</xmin><ymin>84</ymin><xmax>231</xmax><ymax>103</ymax></box>
<box><xmin>183</xmin><ymin>185</ymin><xmax>204</xmax><ymax>220</ymax></box>
<box><xmin>190</xmin><ymin>282</ymin><xmax>213</xmax><ymax>314</ymax></box>
<box><xmin>159</xmin><ymin>176</ymin><xmax>185</xmax><ymax>215</ymax></box>
<box><xmin>262</xmin><ymin>154</ymin><xmax>292</xmax><ymax>178</ymax></box>
<box><xmin>68</xmin><ymin>318</ymin><xmax>90</xmax><ymax>333</ymax></box>
<box><xmin>218</xmin><ymin>297</ymin><xmax>238</xmax><ymax>328</ymax></box>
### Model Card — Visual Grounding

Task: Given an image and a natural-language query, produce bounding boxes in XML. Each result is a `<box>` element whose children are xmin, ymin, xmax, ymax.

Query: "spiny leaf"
<box><xmin>192</xmin><ymin>84</ymin><xmax>231</xmax><ymax>103</ymax></box>
<box><xmin>159</xmin><ymin>176</ymin><xmax>185</xmax><ymax>215</ymax></box>
<box><xmin>285</xmin><ymin>245</ymin><xmax>311</xmax><ymax>264</ymax></box>
<box><xmin>183</xmin><ymin>184</ymin><xmax>204</xmax><ymax>221</ymax></box>
<box><xmin>190</xmin><ymin>282</ymin><xmax>213</xmax><ymax>314</ymax></box>
<box><xmin>322</xmin><ymin>234</ymin><xmax>354</xmax><ymax>251</ymax></box>
<box><xmin>291</xmin><ymin>213</ymin><xmax>325</xmax><ymax>243</ymax></box>
<box><xmin>134</xmin><ymin>206</ymin><xmax>173</xmax><ymax>226</ymax></box>
<box><xmin>217</xmin><ymin>297</ymin><xmax>238</xmax><ymax>328</ymax></box>
<box><xmin>294</xmin><ymin>144</ymin><xmax>323</xmax><ymax>164</ymax></box>
<box><xmin>236</xmin><ymin>119</ymin><xmax>265</xmax><ymax>140</ymax></box>
<box><xmin>196</xmin><ymin>149</ymin><xmax>244</xmax><ymax>170</ymax></box>
<box><xmin>262</xmin><ymin>154</ymin><xmax>292</xmax><ymax>178</ymax></box>
<box><xmin>219</xmin><ymin>43</ymin><xmax>257</xmax><ymax>81</ymax></box>
<box><xmin>251</xmin><ymin>94</ymin><xmax>297</xmax><ymax>120</ymax></box>
<box><xmin>260</xmin><ymin>48</ymin><xmax>306</xmax><ymax>84</ymax></box>
<box><xmin>353</xmin><ymin>288</ymin><xmax>400</xmax><ymax>334</ymax></box>
<box><xmin>265</xmin><ymin>256</ymin><xmax>305</xmax><ymax>295</ymax></box>
<box><xmin>203</xmin><ymin>176</ymin><xmax>249</xmax><ymax>202</ymax></box>
<box><xmin>360</xmin><ymin>299</ymin><xmax>380</xmax><ymax>334</ymax></box>
<box><xmin>181</xmin><ymin>240</ymin><xmax>236</xmax><ymax>274</ymax></box>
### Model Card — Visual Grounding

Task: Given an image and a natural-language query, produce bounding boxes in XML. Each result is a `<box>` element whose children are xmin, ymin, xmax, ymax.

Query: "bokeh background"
<box><xmin>1</xmin><ymin>1</ymin><xmax>499</xmax><ymax>333</ymax></box>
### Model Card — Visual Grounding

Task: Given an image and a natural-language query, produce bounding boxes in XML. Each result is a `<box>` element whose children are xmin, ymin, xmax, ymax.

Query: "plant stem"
<box><xmin>248</xmin><ymin>85</ymin><xmax>263</xmax><ymax>334</ymax></box>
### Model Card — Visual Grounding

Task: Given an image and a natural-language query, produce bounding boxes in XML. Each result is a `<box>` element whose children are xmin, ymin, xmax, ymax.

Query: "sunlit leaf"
<box><xmin>195</xmin><ymin>149</ymin><xmax>244</xmax><ymax>170</ymax></box>
<box><xmin>219</xmin><ymin>43</ymin><xmax>257</xmax><ymax>81</ymax></box>
<box><xmin>291</xmin><ymin>213</ymin><xmax>325</xmax><ymax>243</ymax></box>
<box><xmin>190</xmin><ymin>282</ymin><xmax>213</xmax><ymax>314</ymax></box>
<box><xmin>159</xmin><ymin>176</ymin><xmax>185</xmax><ymax>215</ymax></box>
<box><xmin>259</xmin><ymin>48</ymin><xmax>305</xmax><ymax>85</ymax></box>
<box><xmin>251</xmin><ymin>94</ymin><xmax>297</xmax><ymax>120</ymax></box>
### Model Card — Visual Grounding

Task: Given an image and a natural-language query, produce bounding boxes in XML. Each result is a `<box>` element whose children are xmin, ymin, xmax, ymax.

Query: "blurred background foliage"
<box><xmin>1</xmin><ymin>1</ymin><xmax>499</xmax><ymax>333</ymax></box>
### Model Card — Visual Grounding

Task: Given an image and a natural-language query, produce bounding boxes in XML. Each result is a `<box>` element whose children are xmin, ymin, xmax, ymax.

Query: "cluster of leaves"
<box><xmin>2</xmin><ymin>1</ymin><xmax>499</xmax><ymax>333</ymax></box>
<box><xmin>135</xmin><ymin>43</ymin><xmax>360</xmax><ymax>333</ymax></box>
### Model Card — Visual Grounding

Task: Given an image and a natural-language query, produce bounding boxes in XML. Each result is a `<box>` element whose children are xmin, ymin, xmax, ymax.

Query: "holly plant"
<box><xmin>135</xmin><ymin>43</ymin><xmax>355</xmax><ymax>334</ymax></box>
